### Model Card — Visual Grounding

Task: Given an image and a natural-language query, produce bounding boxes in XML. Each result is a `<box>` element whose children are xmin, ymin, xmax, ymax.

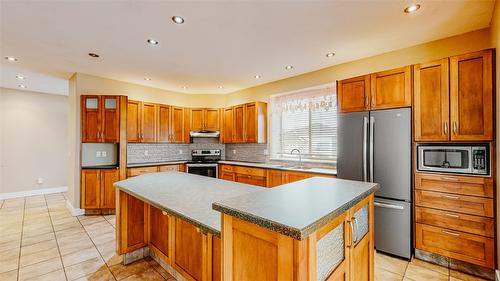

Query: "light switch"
<box><xmin>232</xmin><ymin>150</ymin><xmax>236</xmax><ymax>154</ymax></box>
<box><xmin>102</xmin><ymin>151</ymin><xmax>107</xmax><ymax>157</ymax></box>
<box><xmin>263</xmin><ymin>149</ymin><xmax>269</xmax><ymax>155</ymax></box>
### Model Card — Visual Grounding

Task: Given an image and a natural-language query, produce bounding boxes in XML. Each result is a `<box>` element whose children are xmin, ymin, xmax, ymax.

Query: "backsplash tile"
<box><xmin>225</xmin><ymin>143</ymin><xmax>269</xmax><ymax>163</ymax></box>
<box><xmin>190</xmin><ymin>138</ymin><xmax>226</xmax><ymax>160</ymax></box>
<box><xmin>127</xmin><ymin>143</ymin><xmax>190</xmax><ymax>164</ymax></box>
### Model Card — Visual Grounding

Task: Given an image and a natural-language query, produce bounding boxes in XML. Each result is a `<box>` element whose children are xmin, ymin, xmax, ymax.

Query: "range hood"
<box><xmin>189</xmin><ymin>130</ymin><xmax>220</xmax><ymax>138</ymax></box>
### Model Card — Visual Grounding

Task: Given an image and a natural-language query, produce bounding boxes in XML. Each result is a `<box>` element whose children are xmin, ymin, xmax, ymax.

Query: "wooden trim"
<box><xmin>222</xmin><ymin>214</ymin><xmax>233</xmax><ymax>281</ymax></box>
<box><xmin>119</xmin><ymin>96</ymin><xmax>128</xmax><ymax>180</ymax></box>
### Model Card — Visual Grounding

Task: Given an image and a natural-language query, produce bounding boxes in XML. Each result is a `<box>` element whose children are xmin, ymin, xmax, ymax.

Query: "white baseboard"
<box><xmin>65</xmin><ymin>199</ymin><xmax>85</xmax><ymax>216</ymax></box>
<box><xmin>496</xmin><ymin>270</ymin><xmax>499</xmax><ymax>281</ymax></box>
<box><xmin>0</xmin><ymin>186</ymin><xmax>68</xmax><ymax>200</ymax></box>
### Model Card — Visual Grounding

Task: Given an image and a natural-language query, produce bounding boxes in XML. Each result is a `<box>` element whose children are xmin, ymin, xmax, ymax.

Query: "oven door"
<box><xmin>417</xmin><ymin>146</ymin><xmax>472</xmax><ymax>174</ymax></box>
<box><xmin>186</xmin><ymin>164</ymin><xmax>218</xmax><ymax>178</ymax></box>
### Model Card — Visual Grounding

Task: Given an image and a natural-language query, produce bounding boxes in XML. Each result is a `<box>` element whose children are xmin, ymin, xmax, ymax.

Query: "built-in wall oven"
<box><xmin>186</xmin><ymin>149</ymin><xmax>221</xmax><ymax>178</ymax></box>
<box><xmin>417</xmin><ymin>144</ymin><xmax>489</xmax><ymax>175</ymax></box>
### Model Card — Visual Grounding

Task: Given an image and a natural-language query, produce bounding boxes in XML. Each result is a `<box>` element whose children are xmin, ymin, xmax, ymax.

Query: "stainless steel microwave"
<box><xmin>417</xmin><ymin>144</ymin><xmax>489</xmax><ymax>175</ymax></box>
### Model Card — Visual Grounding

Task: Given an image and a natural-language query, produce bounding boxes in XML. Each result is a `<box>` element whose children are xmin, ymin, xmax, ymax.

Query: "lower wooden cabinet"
<box><xmin>149</xmin><ymin>206</ymin><xmax>171</xmax><ymax>261</ymax></box>
<box><xmin>127</xmin><ymin>164</ymin><xmax>186</xmax><ymax>177</ymax></box>
<box><xmin>416</xmin><ymin>223</ymin><xmax>494</xmax><ymax>268</ymax></box>
<box><xmin>81</xmin><ymin>168</ymin><xmax>119</xmax><ymax>209</ymax></box>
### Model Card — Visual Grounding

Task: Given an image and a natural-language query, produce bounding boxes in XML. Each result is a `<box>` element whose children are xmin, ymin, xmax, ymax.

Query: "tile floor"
<box><xmin>0</xmin><ymin>194</ymin><xmax>488</xmax><ymax>281</ymax></box>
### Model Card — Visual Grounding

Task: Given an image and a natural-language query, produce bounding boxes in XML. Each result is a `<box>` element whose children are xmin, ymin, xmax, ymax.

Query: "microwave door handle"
<box><xmin>363</xmin><ymin>116</ymin><xmax>368</xmax><ymax>182</ymax></box>
<box><xmin>369</xmin><ymin>116</ymin><xmax>375</xmax><ymax>182</ymax></box>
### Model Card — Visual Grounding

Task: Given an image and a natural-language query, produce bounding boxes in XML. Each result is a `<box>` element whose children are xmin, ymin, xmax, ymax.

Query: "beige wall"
<box><xmin>0</xmin><ymin>88</ymin><xmax>68</xmax><ymax>194</ymax></box>
<box><xmin>226</xmin><ymin>28</ymin><xmax>492</xmax><ymax>105</ymax></box>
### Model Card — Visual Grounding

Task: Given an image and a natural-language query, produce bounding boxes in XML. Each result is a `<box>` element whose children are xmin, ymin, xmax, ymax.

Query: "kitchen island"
<box><xmin>114</xmin><ymin>172</ymin><xmax>378</xmax><ymax>281</ymax></box>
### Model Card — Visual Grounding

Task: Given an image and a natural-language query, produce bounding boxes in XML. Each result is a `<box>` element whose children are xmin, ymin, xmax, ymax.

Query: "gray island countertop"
<box><xmin>213</xmin><ymin>177</ymin><xmax>379</xmax><ymax>240</ymax></box>
<box><xmin>114</xmin><ymin>172</ymin><xmax>262</xmax><ymax>235</ymax></box>
<box><xmin>115</xmin><ymin>172</ymin><xmax>378</xmax><ymax>239</ymax></box>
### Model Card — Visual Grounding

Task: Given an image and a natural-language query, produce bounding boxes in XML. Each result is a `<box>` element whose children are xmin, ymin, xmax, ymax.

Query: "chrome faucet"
<box><xmin>290</xmin><ymin>149</ymin><xmax>302</xmax><ymax>167</ymax></box>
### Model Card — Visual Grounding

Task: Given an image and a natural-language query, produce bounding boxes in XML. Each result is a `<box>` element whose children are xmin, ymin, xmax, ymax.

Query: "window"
<box><xmin>270</xmin><ymin>85</ymin><xmax>337</xmax><ymax>164</ymax></box>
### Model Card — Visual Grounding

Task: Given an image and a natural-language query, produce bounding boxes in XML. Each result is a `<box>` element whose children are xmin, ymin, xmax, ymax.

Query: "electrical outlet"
<box><xmin>263</xmin><ymin>149</ymin><xmax>269</xmax><ymax>155</ymax></box>
<box><xmin>37</xmin><ymin>178</ymin><xmax>43</xmax><ymax>184</ymax></box>
<box><xmin>144</xmin><ymin>150</ymin><xmax>149</xmax><ymax>156</ymax></box>
<box><xmin>102</xmin><ymin>151</ymin><xmax>107</xmax><ymax>157</ymax></box>
<box><xmin>96</xmin><ymin>151</ymin><xmax>102</xmax><ymax>158</ymax></box>
<box><xmin>179</xmin><ymin>150</ymin><xmax>183</xmax><ymax>154</ymax></box>
<box><xmin>232</xmin><ymin>150</ymin><xmax>236</xmax><ymax>154</ymax></box>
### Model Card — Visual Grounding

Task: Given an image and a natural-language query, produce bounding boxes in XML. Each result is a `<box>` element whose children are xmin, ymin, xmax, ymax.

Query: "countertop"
<box><xmin>213</xmin><ymin>177</ymin><xmax>379</xmax><ymax>240</ymax></box>
<box><xmin>218</xmin><ymin>160</ymin><xmax>337</xmax><ymax>176</ymax></box>
<box><xmin>114</xmin><ymin>172</ymin><xmax>262</xmax><ymax>235</ymax></box>
<box><xmin>127</xmin><ymin>161</ymin><xmax>188</xmax><ymax>168</ymax></box>
<box><xmin>81</xmin><ymin>165</ymin><xmax>119</xmax><ymax>169</ymax></box>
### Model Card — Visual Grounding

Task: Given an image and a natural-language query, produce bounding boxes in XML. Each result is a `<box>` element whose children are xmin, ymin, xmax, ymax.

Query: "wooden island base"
<box><xmin>116</xmin><ymin>188</ymin><xmax>375</xmax><ymax>281</ymax></box>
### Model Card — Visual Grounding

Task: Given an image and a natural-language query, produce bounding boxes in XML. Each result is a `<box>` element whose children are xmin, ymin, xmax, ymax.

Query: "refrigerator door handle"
<box><xmin>363</xmin><ymin>116</ymin><xmax>369</xmax><ymax>181</ymax></box>
<box><xmin>369</xmin><ymin>116</ymin><xmax>375</xmax><ymax>182</ymax></box>
<box><xmin>374</xmin><ymin>202</ymin><xmax>405</xmax><ymax>210</ymax></box>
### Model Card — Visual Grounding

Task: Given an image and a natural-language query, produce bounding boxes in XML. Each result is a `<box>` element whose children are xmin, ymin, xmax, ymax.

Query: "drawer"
<box><xmin>416</xmin><ymin>223</ymin><xmax>494</xmax><ymax>269</ymax></box>
<box><xmin>235</xmin><ymin>174</ymin><xmax>267</xmax><ymax>187</ymax></box>
<box><xmin>219</xmin><ymin>165</ymin><xmax>235</xmax><ymax>172</ymax></box>
<box><xmin>233</xmin><ymin>166</ymin><xmax>266</xmax><ymax>177</ymax></box>
<box><xmin>159</xmin><ymin>165</ymin><xmax>180</xmax><ymax>172</ymax></box>
<box><xmin>415</xmin><ymin>190</ymin><xmax>493</xmax><ymax>217</ymax></box>
<box><xmin>415</xmin><ymin>207</ymin><xmax>494</xmax><ymax>237</ymax></box>
<box><xmin>415</xmin><ymin>173</ymin><xmax>493</xmax><ymax>198</ymax></box>
<box><xmin>127</xmin><ymin>166</ymin><xmax>158</xmax><ymax>177</ymax></box>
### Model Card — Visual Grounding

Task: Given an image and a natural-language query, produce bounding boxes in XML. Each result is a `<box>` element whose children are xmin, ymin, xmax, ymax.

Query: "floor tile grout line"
<box><xmin>16</xmin><ymin>197</ymin><xmax>26</xmax><ymax>281</ymax></box>
<box><xmin>44</xmin><ymin>194</ymin><xmax>69</xmax><ymax>281</ymax></box>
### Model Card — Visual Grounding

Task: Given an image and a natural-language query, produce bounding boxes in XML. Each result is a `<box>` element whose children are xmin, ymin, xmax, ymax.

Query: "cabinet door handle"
<box><xmin>442</xmin><ymin>230</ymin><xmax>460</xmax><ymax>237</ymax></box>
<box><xmin>441</xmin><ymin>177</ymin><xmax>459</xmax><ymax>182</ymax></box>
<box><xmin>453</xmin><ymin>122</ymin><xmax>458</xmax><ymax>135</ymax></box>
<box><xmin>445</xmin><ymin>213</ymin><xmax>460</xmax><ymax>218</ymax></box>
<box><xmin>444</xmin><ymin>122</ymin><xmax>448</xmax><ymax>135</ymax></box>
<box><xmin>365</xmin><ymin>96</ymin><xmax>369</xmax><ymax>108</ymax></box>
<box><xmin>441</xmin><ymin>194</ymin><xmax>459</xmax><ymax>200</ymax></box>
<box><xmin>371</xmin><ymin>96</ymin><xmax>375</xmax><ymax>107</ymax></box>
<box><xmin>347</xmin><ymin>219</ymin><xmax>355</xmax><ymax>247</ymax></box>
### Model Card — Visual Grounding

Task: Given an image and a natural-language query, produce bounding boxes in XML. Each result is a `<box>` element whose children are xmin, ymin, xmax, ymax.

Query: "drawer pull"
<box><xmin>444</xmin><ymin>213</ymin><xmax>459</xmax><ymax>218</ymax></box>
<box><xmin>441</xmin><ymin>194</ymin><xmax>459</xmax><ymax>200</ymax></box>
<box><xmin>442</xmin><ymin>230</ymin><xmax>460</xmax><ymax>236</ymax></box>
<box><xmin>441</xmin><ymin>177</ymin><xmax>460</xmax><ymax>182</ymax></box>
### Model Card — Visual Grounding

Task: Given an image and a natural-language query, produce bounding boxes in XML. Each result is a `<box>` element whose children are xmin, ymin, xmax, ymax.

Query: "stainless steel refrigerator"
<box><xmin>337</xmin><ymin>108</ymin><xmax>411</xmax><ymax>259</ymax></box>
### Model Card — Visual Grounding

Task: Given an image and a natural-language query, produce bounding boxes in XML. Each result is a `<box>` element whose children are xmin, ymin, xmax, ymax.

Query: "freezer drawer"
<box><xmin>374</xmin><ymin>198</ymin><xmax>411</xmax><ymax>259</ymax></box>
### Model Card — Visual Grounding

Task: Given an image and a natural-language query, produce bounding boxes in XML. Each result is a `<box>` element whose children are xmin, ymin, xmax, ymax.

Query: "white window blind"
<box><xmin>270</xmin><ymin>85</ymin><xmax>337</xmax><ymax>163</ymax></box>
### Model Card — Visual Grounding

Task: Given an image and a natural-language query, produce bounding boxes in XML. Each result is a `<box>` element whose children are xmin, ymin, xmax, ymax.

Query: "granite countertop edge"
<box><xmin>115</xmin><ymin>185</ymin><xmax>221</xmax><ymax>236</ymax></box>
<box><xmin>218</xmin><ymin>160</ymin><xmax>337</xmax><ymax>176</ymax></box>
<box><xmin>127</xmin><ymin>161</ymin><xmax>188</xmax><ymax>168</ymax></box>
<box><xmin>212</xmin><ymin>183</ymin><xmax>379</xmax><ymax>240</ymax></box>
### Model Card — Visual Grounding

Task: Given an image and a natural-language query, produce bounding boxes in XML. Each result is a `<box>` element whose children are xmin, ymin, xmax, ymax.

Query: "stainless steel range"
<box><xmin>186</xmin><ymin>149</ymin><xmax>221</xmax><ymax>178</ymax></box>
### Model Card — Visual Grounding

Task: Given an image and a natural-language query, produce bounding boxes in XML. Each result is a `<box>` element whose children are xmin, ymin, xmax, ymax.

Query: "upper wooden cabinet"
<box><xmin>414</xmin><ymin>59</ymin><xmax>450</xmax><ymax>141</ymax></box>
<box><xmin>81</xmin><ymin>95</ymin><xmax>120</xmax><ymax>143</ymax></box>
<box><xmin>450</xmin><ymin>50</ymin><xmax>493</xmax><ymax>141</ymax></box>
<box><xmin>189</xmin><ymin>108</ymin><xmax>220</xmax><ymax>131</ymax></box>
<box><xmin>157</xmin><ymin>105</ymin><xmax>186</xmax><ymax>143</ymax></box>
<box><xmin>337</xmin><ymin>75</ymin><xmax>371</xmax><ymax>113</ymax></box>
<box><xmin>414</xmin><ymin>50</ymin><xmax>493</xmax><ymax>141</ymax></box>
<box><xmin>127</xmin><ymin>101</ymin><xmax>158</xmax><ymax>143</ymax></box>
<box><xmin>337</xmin><ymin>66</ymin><xmax>411</xmax><ymax>113</ymax></box>
<box><xmin>223</xmin><ymin>102</ymin><xmax>267</xmax><ymax>144</ymax></box>
<box><xmin>370</xmin><ymin>66</ymin><xmax>412</xmax><ymax>110</ymax></box>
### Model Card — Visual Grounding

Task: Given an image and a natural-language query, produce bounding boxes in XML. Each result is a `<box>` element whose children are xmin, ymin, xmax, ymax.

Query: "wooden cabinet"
<box><xmin>450</xmin><ymin>50</ymin><xmax>493</xmax><ymax>141</ymax></box>
<box><xmin>284</xmin><ymin>171</ymin><xmax>314</xmax><ymax>183</ymax></box>
<box><xmin>81</xmin><ymin>95</ymin><xmax>120</xmax><ymax>143</ymax></box>
<box><xmin>127</xmin><ymin>100</ymin><xmax>157</xmax><ymax>143</ymax></box>
<box><xmin>222</xmin><ymin>107</ymin><xmax>234</xmax><ymax>143</ymax></box>
<box><xmin>220</xmin><ymin>171</ymin><xmax>236</xmax><ymax>181</ymax></box>
<box><xmin>337</xmin><ymin>75</ymin><xmax>371</xmax><ymax>113</ymax></box>
<box><xmin>233</xmin><ymin>105</ymin><xmax>245</xmax><ymax>143</ymax></box>
<box><xmin>414</xmin><ymin>59</ymin><xmax>450</xmax><ymax>141</ymax></box>
<box><xmin>266</xmin><ymin>169</ymin><xmax>284</xmax><ymax>187</ymax></box>
<box><xmin>337</xmin><ymin>66</ymin><xmax>411</xmax><ymax>113</ymax></box>
<box><xmin>370</xmin><ymin>66</ymin><xmax>412</xmax><ymax>110</ymax></box>
<box><xmin>158</xmin><ymin>105</ymin><xmax>186</xmax><ymax>143</ymax></box>
<box><xmin>159</xmin><ymin>164</ymin><xmax>185</xmax><ymax>172</ymax></box>
<box><xmin>127</xmin><ymin>166</ymin><xmax>159</xmax><ymax>177</ymax></box>
<box><xmin>81</xmin><ymin>168</ymin><xmax>119</xmax><ymax>209</ymax></box>
<box><xmin>190</xmin><ymin>108</ymin><xmax>220</xmax><ymax>131</ymax></box>
<box><xmin>348</xmin><ymin>196</ymin><xmax>374</xmax><ymax>281</ymax></box>
<box><xmin>149</xmin><ymin>206</ymin><xmax>171</xmax><ymax>261</ymax></box>
<box><xmin>413</xmin><ymin>49</ymin><xmax>493</xmax><ymax>141</ymax></box>
<box><xmin>223</xmin><ymin>102</ymin><xmax>267</xmax><ymax>144</ymax></box>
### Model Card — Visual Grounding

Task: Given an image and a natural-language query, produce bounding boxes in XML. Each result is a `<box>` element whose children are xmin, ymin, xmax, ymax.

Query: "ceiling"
<box><xmin>0</xmin><ymin>0</ymin><xmax>496</xmax><ymax>96</ymax></box>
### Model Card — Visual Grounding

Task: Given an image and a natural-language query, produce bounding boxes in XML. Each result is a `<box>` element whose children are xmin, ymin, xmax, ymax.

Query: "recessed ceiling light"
<box><xmin>16</xmin><ymin>75</ymin><xmax>25</xmax><ymax>80</ymax></box>
<box><xmin>18</xmin><ymin>84</ymin><xmax>26</xmax><ymax>88</ymax></box>
<box><xmin>144</xmin><ymin>77</ymin><xmax>151</xmax><ymax>81</ymax></box>
<box><xmin>218</xmin><ymin>86</ymin><xmax>224</xmax><ymax>89</ymax></box>
<box><xmin>88</xmin><ymin>53</ymin><xmax>100</xmax><ymax>58</ymax></box>
<box><xmin>285</xmin><ymin>65</ymin><xmax>294</xmax><ymax>70</ymax></box>
<box><xmin>254</xmin><ymin>75</ymin><xmax>262</xmax><ymax>79</ymax></box>
<box><xmin>326</xmin><ymin>52</ymin><xmax>335</xmax><ymax>58</ymax></box>
<box><xmin>172</xmin><ymin>16</ymin><xmax>185</xmax><ymax>24</ymax></box>
<box><xmin>147</xmin><ymin>39</ymin><xmax>159</xmax><ymax>45</ymax></box>
<box><xmin>404</xmin><ymin>4</ymin><xmax>421</xmax><ymax>13</ymax></box>
<box><xmin>5</xmin><ymin>56</ymin><xmax>18</xmax><ymax>62</ymax></box>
